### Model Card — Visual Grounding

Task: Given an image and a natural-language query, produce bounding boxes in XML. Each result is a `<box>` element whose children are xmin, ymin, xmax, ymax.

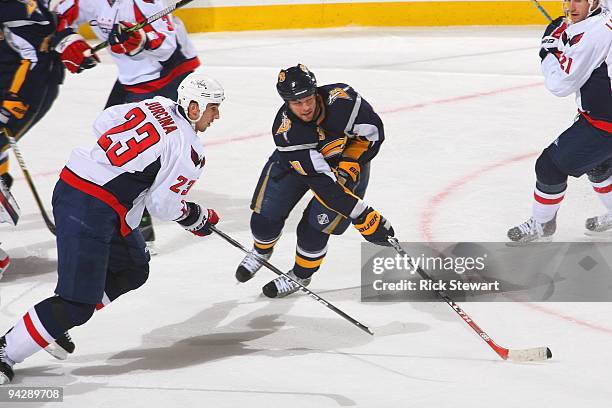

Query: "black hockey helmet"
<box><xmin>276</xmin><ymin>64</ymin><xmax>317</xmax><ymax>101</ymax></box>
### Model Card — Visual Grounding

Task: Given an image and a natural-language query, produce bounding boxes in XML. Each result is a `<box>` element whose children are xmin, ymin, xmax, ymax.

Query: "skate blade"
<box><xmin>44</xmin><ymin>343</ymin><xmax>68</xmax><ymax>360</ymax></box>
<box><xmin>0</xmin><ymin>372</ymin><xmax>11</xmax><ymax>385</ymax></box>
<box><xmin>145</xmin><ymin>242</ymin><xmax>158</xmax><ymax>256</ymax></box>
<box><xmin>584</xmin><ymin>229</ymin><xmax>612</xmax><ymax>237</ymax></box>
<box><xmin>505</xmin><ymin>236</ymin><xmax>553</xmax><ymax>247</ymax></box>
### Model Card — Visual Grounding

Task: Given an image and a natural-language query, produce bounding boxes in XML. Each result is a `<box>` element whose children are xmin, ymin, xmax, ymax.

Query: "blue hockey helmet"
<box><xmin>276</xmin><ymin>64</ymin><xmax>317</xmax><ymax>101</ymax></box>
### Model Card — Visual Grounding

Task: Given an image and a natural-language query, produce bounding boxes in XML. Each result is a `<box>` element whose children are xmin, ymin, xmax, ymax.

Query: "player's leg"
<box><xmin>0</xmin><ymin>180</ymin><xmax>116</xmax><ymax>383</ymax></box>
<box><xmin>0</xmin><ymin>73</ymin><xmax>60</xmax><ymax>199</ymax></box>
<box><xmin>586</xmin><ymin>158</ymin><xmax>612</xmax><ymax>232</ymax></box>
<box><xmin>104</xmin><ymin>79</ymin><xmax>129</xmax><ymax>109</ymax></box>
<box><xmin>508</xmin><ymin>117</ymin><xmax>612</xmax><ymax>242</ymax></box>
<box><xmin>46</xmin><ymin>229</ymin><xmax>150</xmax><ymax>360</ymax></box>
<box><xmin>262</xmin><ymin>216</ymin><xmax>330</xmax><ymax>298</ymax></box>
<box><xmin>96</xmin><ymin>229</ymin><xmax>151</xmax><ymax>309</ymax></box>
<box><xmin>236</xmin><ymin>154</ymin><xmax>308</xmax><ymax>282</ymax></box>
<box><xmin>261</xmin><ymin>163</ymin><xmax>371</xmax><ymax>297</ymax></box>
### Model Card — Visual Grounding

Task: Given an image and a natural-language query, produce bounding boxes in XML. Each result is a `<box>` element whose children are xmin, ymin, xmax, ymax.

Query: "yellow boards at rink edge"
<box><xmin>79</xmin><ymin>0</ymin><xmax>562</xmax><ymax>38</ymax></box>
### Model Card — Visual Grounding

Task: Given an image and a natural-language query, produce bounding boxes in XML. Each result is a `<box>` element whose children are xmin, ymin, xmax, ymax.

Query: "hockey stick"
<box><xmin>90</xmin><ymin>0</ymin><xmax>196</xmax><ymax>54</ymax></box>
<box><xmin>210</xmin><ymin>225</ymin><xmax>375</xmax><ymax>336</ymax></box>
<box><xmin>530</xmin><ymin>0</ymin><xmax>554</xmax><ymax>22</ymax></box>
<box><xmin>1</xmin><ymin>128</ymin><xmax>56</xmax><ymax>235</ymax></box>
<box><xmin>387</xmin><ymin>237</ymin><xmax>552</xmax><ymax>362</ymax></box>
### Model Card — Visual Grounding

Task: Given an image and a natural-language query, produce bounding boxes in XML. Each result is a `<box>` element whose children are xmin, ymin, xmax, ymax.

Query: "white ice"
<box><xmin>1</xmin><ymin>26</ymin><xmax>611</xmax><ymax>407</ymax></box>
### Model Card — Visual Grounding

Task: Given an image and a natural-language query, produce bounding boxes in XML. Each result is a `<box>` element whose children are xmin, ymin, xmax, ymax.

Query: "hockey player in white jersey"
<box><xmin>508</xmin><ymin>0</ymin><xmax>612</xmax><ymax>242</ymax></box>
<box><xmin>52</xmin><ymin>0</ymin><xmax>202</xmax><ymax>247</ymax></box>
<box><xmin>53</xmin><ymin>0</ymin><xmax>200</xmax><ymax>106</ymax></box>
<box><xmin>0</xmin><ymin>72</ymin><xmax>224</xmax><ymax>384</ymax></box>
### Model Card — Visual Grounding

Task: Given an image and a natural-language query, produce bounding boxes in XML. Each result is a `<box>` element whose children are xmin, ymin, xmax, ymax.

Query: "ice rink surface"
<box><xmin>2</xmin><ymin>26</ymin><xmax>612</xmax><ymax>407</ymax></box>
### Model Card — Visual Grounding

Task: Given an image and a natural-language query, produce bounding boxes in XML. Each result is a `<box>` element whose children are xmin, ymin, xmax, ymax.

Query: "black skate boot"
<box><xmin>507</xmin><ymin>215</ymin><xmax>557</xmax><ymax>243</ymax></box>
<box><xmin>139</xmin><ymin>209</ymin><xmax>157</xmax><ymax>255</ymax></box>
<box><xmin>585</xmin><ymin>211</ymin><xmax>612</xmax><ymax>234</ymax></box>
<box><xmin>262</xmin><ymin>270</ymin><xmax>311</xmax><ymax>298</ymax></box>
<box><xmin>44</xmin><ymin>332</ymin><xmax>75</xmax><ymax>360</ymax></box>
<box><xmin>235</xmin><ymin>249</ymin><xmax>272</xmax><ymax>283</ymax></box>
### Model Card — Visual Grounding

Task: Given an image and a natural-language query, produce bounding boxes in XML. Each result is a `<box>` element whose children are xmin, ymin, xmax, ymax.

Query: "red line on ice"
<box><xmin>420</xmin><ymin>152</ymin><xmax>612</xmax><ymax>335</ymax></box>
<box><xmin>16</xmin><ymin>81</ymin><xmax>543</xmax><ymax>180</ymax></box>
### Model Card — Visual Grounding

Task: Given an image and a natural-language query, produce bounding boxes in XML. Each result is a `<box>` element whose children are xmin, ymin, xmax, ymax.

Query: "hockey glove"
<box><xmin>109</xmin><ymin>22</ymin><xmax>147</xmax><ymax>56</ymax></box>
<box><xmin>0</xmin><ymin>92</ymin><xmax>29</xmax><ymax>125</ymax></box>
<box><xmin>336</xmin><ymin>160</ymin><xmax>361</xmax><ymax>192</ymax></box>
<box><xmin>353</xmin><ymin>207</ymin><xmax>395</xmax><ymax>246</ymax></box>
<box><xmin>176</xmin><ymin>201</ymin><xmax>219</xmax><ymax>237</ymax></box>
<box><xmin>54</xmin><ymin>32</ymin><xmax>100</xmax><ymax>74</ymax></box>
<box><xmin>540</xmin><ymin>16</ymin><xmax>567</xmax><ymax>61</ymax></box>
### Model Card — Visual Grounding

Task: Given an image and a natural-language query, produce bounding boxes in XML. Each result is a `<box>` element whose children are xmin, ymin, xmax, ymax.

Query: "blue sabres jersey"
<box><xmin>0</xmin><ymin>0</ymin><xmax>63</xmax><ymax>105</ymax></box>
<box><xmin>271</xmin><ymin>83</ymin><xmax>384</xmax><ymax>220</ymax></box>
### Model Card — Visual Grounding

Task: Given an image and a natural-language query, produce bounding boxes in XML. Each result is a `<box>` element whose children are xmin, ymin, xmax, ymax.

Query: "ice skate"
<box><xmin>262</xmin><ymin>270</ymin><xmax>310</xmax><ymax>298</ymax></box>
<box><xmin>0</xmin><ymin>336</ymin><xmax>15</xmax><ymax>385</ymax></box>
<box><xmin>0</xmin><ymin>174</ymin><xmax>20</xmax><ymax>226</ymax></box>
<box><xmin>139</xmin><ymin>209</ymin><xmax>157</xmax><ymax>256</ymax></box>
<box><xmin>44</xmin><ymin>332</ymin><xmax>75</xmax><ymax>360</ymax></box>
<box><xmin>585</xmin><ymin>211</ymin><xmax>612</xmax><ymax>235</ymax></box>
<box><xmin>507</xmin><ymin>216</ymin><xmax>556</xmax><ymax>244</ymax></box>
<box><xmin>235</xmin><ymin>249</ymin><xmax>272</xmax><ymax>283</ymax></box>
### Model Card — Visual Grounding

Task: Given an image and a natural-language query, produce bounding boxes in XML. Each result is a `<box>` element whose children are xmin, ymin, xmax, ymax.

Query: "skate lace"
<box><xmin>518</xmin><ymin>218</ymin><xmax>544</xmax><ymax>235</ymax></box>
<box><xmin>240</xmin><ymin>250</ymin><xmax>266</xmax><ymax>271</ymax></box>
<box><xmin>0</xmin><ymin>340</ymin><xmax>15</xmax><ymax>367</ymax></box>
<box><xmin>276</xmin><ymin>275</ymin><xmax>298</xmax><ymax>294</ymax></box>
<box><xmin>598</xmin><ymin>212</ymin><xmax>612</xmax><ymax>225</ymax></box>
<box><xmin>517</xmin><ymin>218</ymin><xmax>541</xmax><ymax>235</ymax></box>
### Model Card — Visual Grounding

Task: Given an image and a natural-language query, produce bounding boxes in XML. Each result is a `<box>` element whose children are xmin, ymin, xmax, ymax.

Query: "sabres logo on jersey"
<box><xmin>190</xmin><ymin>147</ymin><xmax>205</xmax><ymax>168</ymax></box>
<box><xmin>328</xmin><ymin>87</ymin><xmax>352</xmax><ymax>105</ymax></box>
<box><xmin>320</xmin><ymin>136</ymin><xmax>347</xmax><ymax>158</ymax></box>
<box><xmin>317</xmin><ymin>127</ymin><xmax>326</xmax><ymax>141</ymax></box>
<box><xmin>276</xmin><ymin>113</ymin><xmax>292</xmax><ymax>135</ymax></box>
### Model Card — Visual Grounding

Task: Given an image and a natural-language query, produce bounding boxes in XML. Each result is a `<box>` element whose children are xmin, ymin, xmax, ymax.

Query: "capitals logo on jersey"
<box><xmin>328</xmin><ymin>87</ymin><xmax>352</xmax><ymax>105</ymax></box>
<box><xmin>190</xmin><ymin>147</ymin><xmax>205</xmax><ymax>168</ymax></box>
<box><xmin>562</xmin><ymin>31</ymin><xmax>585</xmax><ymax>47</ymax></box>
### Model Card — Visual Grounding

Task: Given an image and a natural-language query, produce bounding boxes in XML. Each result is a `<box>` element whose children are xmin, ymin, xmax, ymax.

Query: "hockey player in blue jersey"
<box><xmin>0</xmin><ymin>0</ymin><xmax>71</xmax><ymax>196</ymax></box>
<box><xmin>508</xmin><ymin>0</ymin><xmax>612</xmax><ymax>242</ymax></box>
<box><xmin>235</xmin><ymin>64</ymin><xmax>395</xmax><ymax>298</ymax></box>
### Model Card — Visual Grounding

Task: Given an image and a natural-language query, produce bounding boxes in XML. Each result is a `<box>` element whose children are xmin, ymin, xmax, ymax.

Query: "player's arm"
<box><xmin>338</xmin><ymin>94</ymin><xmax>385</xmax><ymax>191</ymax></box>
<box><xmin>541</xmin><ymin>25</ymin><xmax>609</xmax><ymax>97</ymax></box>
<box><xmin>342</xmin><ymin>94</ymin><xmax>385</xmax><ymax>163</ymax></box>
<box><xmin>142</xmin><ymin>145</ymin><xmax>219</xmax><ymax>237</ymax></box>
<box><xmin>51</xmin><ymin>0</ymin><xmax>100</xmax><ymax>74</ymax></box>
<box><xmin>0</xmin><ymin>2</ymin><xmax>50</xmax><ymax>126</ymax></box>
<box><xmin>108</xmin><ymin>0</ymin><xmax>178</xmax><ymax>59</ymax></box>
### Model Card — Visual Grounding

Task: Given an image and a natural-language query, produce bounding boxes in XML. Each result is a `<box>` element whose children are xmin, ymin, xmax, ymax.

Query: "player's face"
<box><xmin>564</xmin><ymin>0</ymin><xmax>597</xmax><ymax>23</ymax></box>
<box><xmin>194</xmin><ymin>103</ymin><xmax>221</xmax><ymax>132</ymax></box>
<box><xmin>287</xmin><ymin>94</ymin><xmax>318</xmax><ymax>122</ymax></box>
